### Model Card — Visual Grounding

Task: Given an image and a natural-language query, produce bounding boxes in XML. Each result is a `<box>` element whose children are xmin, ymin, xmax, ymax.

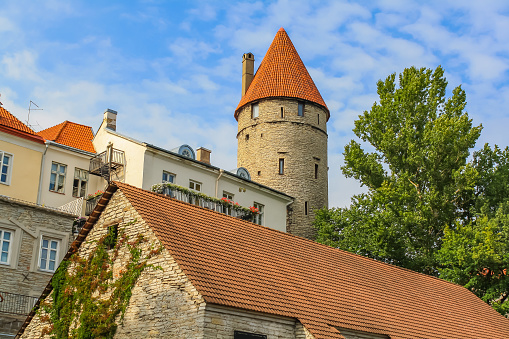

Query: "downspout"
<box><xmin>36</xmin><ymin>143</ymin><xmax>49</xmax><ymax>204</ymax></box>
<box><xmin>215</xmin><ymin>169</ymin><xmax>224</xmax><ymax>198</ymax></box>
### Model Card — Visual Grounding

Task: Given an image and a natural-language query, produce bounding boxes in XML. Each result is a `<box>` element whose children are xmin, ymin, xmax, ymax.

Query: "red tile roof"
<box><xmin>235</xmin><ymin>28</ymin><xmax>329</xmax><ymax>120</ymax></box>
<box><xmin>0</xmin><ymin>106</ymin><xmax>45</xmax><ymax>144</ymax></box>
<box><xmin>114</xmin><ymin>182</ymin><xmax>509</xmax><ymax>339</ymax></box>
<box><xmin>0</xmin><ymin>106</ymin><xmax>36</xmax><ymax>134</ymax></box>
<box><xmin>37</xmin><ymin>121</ymin><xmax>95</xmax><ymax>153</ymax></box>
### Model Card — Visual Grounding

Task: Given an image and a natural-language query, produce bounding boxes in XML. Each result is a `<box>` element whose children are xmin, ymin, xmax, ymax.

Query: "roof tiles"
<box><xmin>235</xmin><ymin>28</ymin><xmax>329</xmax><ymax>120</ymax></box>
<box><xmin>116</xmin><ymin>182</ymin><xmax>509</xmax><ymax>339</ymax></box>
<box><xmin>0</xmin><ymin>106</ymin><xmax>36</xmax><ymax>135</ymax></box>
<box><xmin>37</xmin><ymin>121</ymin><xmax>95</xmax><ymax>153</ymax></box>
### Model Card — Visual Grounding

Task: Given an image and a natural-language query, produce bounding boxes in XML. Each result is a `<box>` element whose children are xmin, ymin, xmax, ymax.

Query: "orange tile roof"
<box><xmin>0</xmin><ymin>106</ymin><xmax>36</xmax><ymax>135</ymax></box>
<box><xmin>235</xmin><ymin>28</ymin><xmax>329</xmax><ymax>120</ymax></box>
<box><xmin>37</xmin><ymin>121</ymin><xmax>95</xmax><ymax>153</ymax></box>
<box><xmin>113</xmin><ymin>182</ymin><xmax>509</xmax><ymax>339</ymax></box>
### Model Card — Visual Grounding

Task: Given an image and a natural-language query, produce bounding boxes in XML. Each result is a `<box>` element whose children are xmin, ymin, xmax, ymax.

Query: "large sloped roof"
<box><xmin>37</xmin><ymin>121</ymin><xmax>95</xmax><ymax>153</ymax></box>
<box><xmin>114</xmin><ymin>182</ymin><xmax>509</xmax><ymax>339</ymax></box>
<box><xmin>235</xmin><ymin>28</ymin><xmax>329</xmax><ymax>120</ymax></box>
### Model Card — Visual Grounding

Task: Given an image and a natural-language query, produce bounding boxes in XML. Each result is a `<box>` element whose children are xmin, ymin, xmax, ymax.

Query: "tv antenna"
<box><xmin>27</xmin><ymin>100</ymin><xmax>43</xmax><ymax>131</ymax></box>
<box><xmin>0</xmin><ymin>93</ymin><xmax>3</xmax><ymax>106</ymax></box>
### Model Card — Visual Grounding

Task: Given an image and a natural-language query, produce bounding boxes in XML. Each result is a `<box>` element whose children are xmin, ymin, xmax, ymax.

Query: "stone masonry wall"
<box><xmin>20</xmin><ymin>191</ymin><xmax>206</xmax><ymax>338</ymax></box>
<box><xmin>237</xmin><ymin>98</ymin><xmax>328</xmax><ymax>239</ymax></box>
<box><xmin>203</xmin><ymin>304</ymin><xmax>298</xmax><ymax>338</ymax></box>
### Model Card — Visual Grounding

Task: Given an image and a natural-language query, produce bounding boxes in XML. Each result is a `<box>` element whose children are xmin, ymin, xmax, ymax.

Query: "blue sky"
<box><xmin>1</xmin><ymin>0</ymin><xmax>509</xmax><ymax>207</ymax></box>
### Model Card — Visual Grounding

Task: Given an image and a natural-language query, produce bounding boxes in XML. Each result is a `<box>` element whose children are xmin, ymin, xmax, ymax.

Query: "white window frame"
<box><xmin>0</xmin><ymin>150</ymin><xmax>13</xmax><ymax>185</ymax></box>
<box><xmin>253</xmin><ymin>202</ymin><xmax>264</xmax><ymax>226</ymax></box>
<box><xmin>0</xmin><ymin>228</ymin><xmax>13</xmax><ymax>265</ymax></box>
<box><xmin>50</xmin><ymin>162</ymin><xmax>67</xmax><ymax>193</ymax></box>
<box><xmin>72</xmin><ymin>168</ymin><xmax>88</xmax><ymax>198</ymax></box>
<box><xmin>38</xmin><ymin>236</ymin><xmax>60</xmax><ymax>273</ymax></box>
<box><xmin>162</xmin><ymin>171</ymin><xmax>176</xmax><ymax>183</ymax></box>
<box><xmin>189</xmin><ymin>180</ymin><xmax>202</xmax><ymax>192</ymax></box>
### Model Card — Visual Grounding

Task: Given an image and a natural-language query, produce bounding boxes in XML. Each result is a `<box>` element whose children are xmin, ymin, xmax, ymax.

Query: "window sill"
<box><xmin>0</xmin><ymin>181</ymin><xmax>10</xmax><ymax>186</ymax></box>
<box><xmin>49</xmin><ymin>190</ymin><xmax>65</xmax><ymax>195</ymax></box>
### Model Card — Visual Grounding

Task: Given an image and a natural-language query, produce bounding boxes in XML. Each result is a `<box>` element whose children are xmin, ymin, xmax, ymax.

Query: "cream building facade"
<box><xmin>91</xmin><ymin>109</ymin><xmax>293</xmax><ymax>232</ymax></box>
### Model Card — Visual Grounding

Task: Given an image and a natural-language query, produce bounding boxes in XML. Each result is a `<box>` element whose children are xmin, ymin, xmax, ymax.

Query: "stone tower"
<box><xmin>235</xmin><ymin>28</ymin><xmax>329</xmax><ymax>239</ymax></box>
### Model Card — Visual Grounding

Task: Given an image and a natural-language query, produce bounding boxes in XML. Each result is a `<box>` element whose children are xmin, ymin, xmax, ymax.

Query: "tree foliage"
<box><xmin>315</xmin><ymin>65</ymin><xmax>509</xmax><ymax>313</ymax></box>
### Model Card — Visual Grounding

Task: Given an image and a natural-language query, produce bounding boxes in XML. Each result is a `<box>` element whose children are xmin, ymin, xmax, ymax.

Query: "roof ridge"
<box><xmin>54</xmin><ymin>120</ymin><xmax>68</xmax><ymax>141</ymax></box>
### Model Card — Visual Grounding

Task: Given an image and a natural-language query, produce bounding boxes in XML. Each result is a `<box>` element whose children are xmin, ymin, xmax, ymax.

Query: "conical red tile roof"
<box><xmin>235</xmin><ymin>28</ymin><xmax>329</xmax><ymax>120</ymax></box>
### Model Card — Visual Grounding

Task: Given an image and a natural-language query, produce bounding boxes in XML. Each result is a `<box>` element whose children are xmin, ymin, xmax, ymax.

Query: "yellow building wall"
<box><xmin>0</xmin><ymin>137</ymin><xmax>44</xmax><ymax>203</ymax></box>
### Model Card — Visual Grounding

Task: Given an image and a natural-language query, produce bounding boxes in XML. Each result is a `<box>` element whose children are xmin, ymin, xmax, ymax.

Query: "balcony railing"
<box><xmin>0</xmin><ymin>291</ymin><xmax>38</xmax><ymax>316</ymax></box>
<box><xmin>151</xmin><ymin>183</ymin><xmax>258</xmax><ymax>221</ymax></box>
<box><xmin>89</xmin><ymin>147</ymin><xmax>125</xmax><ymax>182</ymax></box>
<box><xmin>85</xmin><ymin>194</ymin><xmax>103</xmax><ymax>216</ymax></box>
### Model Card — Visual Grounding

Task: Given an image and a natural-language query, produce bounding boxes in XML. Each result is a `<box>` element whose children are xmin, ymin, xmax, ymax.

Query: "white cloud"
<box><xmin>2</xmin><ymin>50</ymin><xmax>44</xmax><ymax>82</ymax></box>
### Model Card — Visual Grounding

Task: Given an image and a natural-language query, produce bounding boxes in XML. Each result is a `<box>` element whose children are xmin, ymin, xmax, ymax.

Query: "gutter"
<box><xmin>215</xmin><ymin>169</ymin><xmax>224</xmax><ymax>198</ymax></box>
<box><xmin>36</xmin><ymin>143</ymin><xmax>49</xmax><ymax>204</ymax></box>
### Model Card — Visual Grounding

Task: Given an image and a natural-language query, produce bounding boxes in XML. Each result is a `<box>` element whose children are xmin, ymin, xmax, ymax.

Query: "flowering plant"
<box><xmin>249</xmin><ymin>206</ymin><xmax>259</xmax><ymax>214</ymax></box>
<box><xmin>86</xmin><ymin>190</ymin><xmax>104</xmax><ymax>200</ymax></box>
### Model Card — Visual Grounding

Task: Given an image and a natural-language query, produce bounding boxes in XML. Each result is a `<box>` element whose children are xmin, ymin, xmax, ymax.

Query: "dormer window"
<box><xmin>252</xmin><ymin>103</ymin><xmax>259</xmax><ymax>119</ymax></box>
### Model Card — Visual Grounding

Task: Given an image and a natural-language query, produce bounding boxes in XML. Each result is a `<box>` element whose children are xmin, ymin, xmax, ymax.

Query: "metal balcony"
<box><xmin>89</xmin><ymin>147</ymin><xmax>125</xmax><ymax>182</ymax></box>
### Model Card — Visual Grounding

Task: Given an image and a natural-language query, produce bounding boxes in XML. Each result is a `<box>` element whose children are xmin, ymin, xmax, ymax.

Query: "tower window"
<box><xmin>280</xmin><ymin>107</ymin><xmax>284</xmax><ymax>118</ymax></box>
<box><xmin>315</xmin><ymin>164</ymin><xmax>318</xmax><ymax>179</ymax></box>
<box><xmin>252</xmin><ymin>103</ymin><xmax>259</xmax><ymax>119</ymax></box>
<box><xmin>318</xmin><ymin>113</ymin><xmax>320</xmax><ymax>124</ymax></box>
<box><xmin>305</xmin><ymin>201</ymin><xmax>308</xmax><ymax>215</ymax></box>
<box><xmin>278</xmin><ymin>158</ymin><xmax>284</xmax><ymax>175</ymax></box>
<box><xmin>298</xmin><ymin>102</ymin><xmax>304</xmax><ymax>116</ymax></box>
<box><xmin>245</xmin><ymin>134</ymin><xmax>249</xmax><ymax>141</ymax></box>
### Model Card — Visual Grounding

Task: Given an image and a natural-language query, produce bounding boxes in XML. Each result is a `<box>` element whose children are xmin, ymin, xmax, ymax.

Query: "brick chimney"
<box><xmin>197</xmin><ymin>147</ymin><xmax>211</xmax><ymax>165</ymax></box>
<box><xmin>104</xmin><ymin>109</ymin><xmax>117</xmax><ymax>131</ymax></box>
<box><xmin>242</xmin><ymin>53</ymin><xmax>255</xmax><ymax>96</ymax></box>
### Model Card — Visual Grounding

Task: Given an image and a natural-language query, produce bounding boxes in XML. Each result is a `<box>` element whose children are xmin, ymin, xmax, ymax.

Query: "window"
<box><xmin>315</xmin><ymin>164</ymin><xmax>319</xmax><ymax>179</ymax></box>
<box><xmin>279</xmin><ymin>158</ymin><xmax>284</xmax><ymax>175</ymax></box>
<box><xmin>39</xmin><ymin>236</ymin><xmax>60</xmax><ymax>272</ymax></box>
<box><xmin>73</xmin><ymin>168</ymin><xmax>88</xmax><ymax>198</ymax></box>
<box><xmin>252</xmin><ymin>103</ymin><xmax>259</xmax><ymax>119</ymax></box>
<box><xmin>0</xmin><ymin>229</ymin><xmax>12</xmax><ymax>265</ymax></box>
<box><xmin>234</xmin><ymin>331</ymin><xmax>267</xmax><ymax>339</ymax></box>
<box><xmin>50</xmin><ymin>162</ymin><xmax>67</xmax><ymax>193</ymax></box>
<box><xmin>162</xmin><ymin>171</ymin><xmax>175</xmax><ymax>183</ymax></box>
<box><xmin>104</xmin><ymin>224</ymin><xmax>118</xmax><ymax>250</ymax></box>
<box><xmin>0</xmin><ymin>151</ymin><xmax>13</xmax><ymax>185</ymax></box>
<box><xmin>253</xmin><ymin>202</ymin><xmax>264</xmax><ymax>225</ymax></box>
<box><xmin>318</xmin><ymin>113</ymin><xmax>320</xmax><ymax>124</ymax></box>
<box><xmin>245</xmin><ymin>134</ymin><xmax>249</xmax><ymax>141</ymax></box>
<box><xmin>222</xmin><ymin>191</ymin><xmax>234</xmax><ymax>215</ymax></box>
<box><xmin>280</xmin><ymin>107</ymin><xmax>284</xmax><ymax>118</ymax></box>
<box><xmin>305</xmin><ymin>201</ymin><xmax>309</xmax><ymax>215</ymax></box>
<box><xmin>189</xmin><ymin>180</ymin><xmax>202</xmax><ymax>192</ymax></box>
<box><xmin>298</xmin><ymin>102</ymin><xmax>304</xmax><ymax>116</ymax></box>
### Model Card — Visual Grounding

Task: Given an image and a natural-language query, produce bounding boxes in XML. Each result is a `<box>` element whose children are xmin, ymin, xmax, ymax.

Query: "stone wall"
<box><xmin>237</xmin><ymin>98</ymin><xmax>329</xmax><ymax>239</ymax></box>
<box><xmin>0</xmin><ymin>197</ymin><xmax>74</xmax><ymax>337</ymax></box>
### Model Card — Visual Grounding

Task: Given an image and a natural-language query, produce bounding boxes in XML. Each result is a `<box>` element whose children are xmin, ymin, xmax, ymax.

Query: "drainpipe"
<box><xmin>36</xmin><ymin>143</ymin><xmax>49</xmax><ymax>204</ymax></box>
<box><xmin>215</xmin><ymin>169</ymin><xmax>224</xmax><ymax>198</ymax></box>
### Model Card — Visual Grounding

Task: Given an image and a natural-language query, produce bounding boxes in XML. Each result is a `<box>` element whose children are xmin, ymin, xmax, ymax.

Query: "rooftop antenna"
<box><xmin>0</xmin><ymin>93</ymin><xmax>3</xmax><ymax>106</ymax></box>
<box><xmin>27</xmin><ymin>100</ymin><xmax>43</xmax><ymax>131</ymax></box>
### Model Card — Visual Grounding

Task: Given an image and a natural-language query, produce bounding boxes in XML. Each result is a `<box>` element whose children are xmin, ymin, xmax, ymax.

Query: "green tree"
<box><xmin>438</xmin><ymin>145</ymin><xmax>509</xmax><ymax>314</ymax></box>
<box><xmin>315</xmin><ymin>66</ymin><xmax>482</xmax><ymax>275</ymax></box>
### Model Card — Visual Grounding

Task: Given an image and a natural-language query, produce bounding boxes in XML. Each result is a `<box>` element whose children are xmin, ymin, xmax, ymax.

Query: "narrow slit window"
<box><xmin>279</xmin><ymin>158</ymin><xmax>284</xmax><ymax>175</ymax></box>
<box><xmin>318</xmin><ymin>113</ymin><xmax>320</xmax><ymax>124</ymax></box>
<box><xmin>280</xmin><ymin>107</ymin><xmax>284</xmax><ymax>118</ymax></box>
<box><xmin>305</xmin><ymin>201</ymin><xmax>308</xmax><ymax>215</ymax></box>
<box><xmin>252</xmin><ymin>103</ymin><xmax>259</xmax><ymax>119</ymax></box>
<box><xmin>298</xmin><ymin>102</ymin><xmax>304</xmax><ymax>116</ymax></box>
<box><xmin>315</xmin><ymin>164</ymin><xmax>318</xmax><ymax>179</ymax></box>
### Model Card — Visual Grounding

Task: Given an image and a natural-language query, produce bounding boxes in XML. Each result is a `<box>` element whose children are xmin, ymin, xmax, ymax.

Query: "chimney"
<box><xmin>104</xmin><ymin>109</ymin><xmax>117</xmax><ymax>131</ymax></box>
<box><xmin>197</xmin><ymin>147</ymin><xmax>211</xmax><ymax>165</ymax></box>
<box><xmin>242</xmin><ymin>53</ymin><xmax>255</xmax><ymax>96</ymax></box>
